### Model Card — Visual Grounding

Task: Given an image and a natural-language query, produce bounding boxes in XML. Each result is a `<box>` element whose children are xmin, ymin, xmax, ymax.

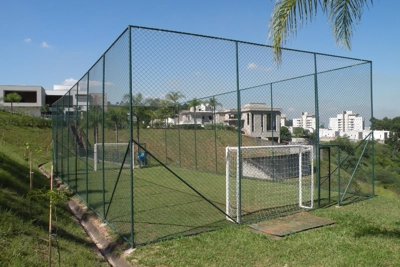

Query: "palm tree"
<box><xmin>269</xmin><ymin>0</ymin><xmax>373</xmax><ymax>63</ymax></box>
<box><xmin>188</xmin><ymin>98</ymin><xmax>203</xmax><ymax>126</ymax></box>
<box><xmin>0</xmin><ymin>92</ymin><xmax>22</xmax><ymax>114</ymax></box>
<box><xmin>165</xmin><ymin>91</ymin><xmax>185</xmax><ymax>124</ymax></box>
<box><xmin>207</xmin><ymin>97</ymin><xmax>222</xmax><ymax>127</ymax></box>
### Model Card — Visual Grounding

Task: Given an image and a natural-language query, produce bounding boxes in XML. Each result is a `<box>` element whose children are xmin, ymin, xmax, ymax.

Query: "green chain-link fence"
<box><xmin>52</xmin><ymin>25</ymin><xmax>373</xmax><ymax>247</ymax></box>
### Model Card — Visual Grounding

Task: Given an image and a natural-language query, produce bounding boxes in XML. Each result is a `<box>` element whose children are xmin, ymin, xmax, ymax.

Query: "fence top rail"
<box><xmin>128</xmin><ymin>25</ymin><xmax>371</xmax><ymax>63</ymax></box>
<box><xmin>226</xmin><ymin>145</ymin><xmax>314</xmax><ymax>150</ymax></box>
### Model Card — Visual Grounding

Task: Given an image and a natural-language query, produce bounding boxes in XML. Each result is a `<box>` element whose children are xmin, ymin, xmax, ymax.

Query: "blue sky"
<box><xmin>0</xmin><ymin>0</ymin><xmax>398</xmax><ymax>119</ymax></box>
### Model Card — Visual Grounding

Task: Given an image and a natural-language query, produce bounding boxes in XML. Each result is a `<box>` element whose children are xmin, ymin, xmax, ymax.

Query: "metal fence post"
<box><xmin>129</xmin><ymin>26</ymin><xmax>135</xmax><ymax>247</ymax></box>
<box><xmin>235</xmin><ymin>41</ymin><xmax>242</xmax><ymax>223</ymax></box>
<box><xmin>314</xmin><ymin>53</ymin><xmax>321</xmax><ymax>208</ymax></box>
<box><xmin>102</xmin><ymin>55</ymin><xmax>106</xmax><ymax>218</ymax></box>
<box><xmin>86</xmin><ymin>73</ymin><xmax>90</xmax><ymax>204</ymax></box>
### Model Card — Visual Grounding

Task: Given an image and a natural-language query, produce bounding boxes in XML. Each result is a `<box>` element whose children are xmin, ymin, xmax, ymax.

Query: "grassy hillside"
<box><xmin>0</xmin><ymin>111</ymin><xmax>109</xmax><ymax>266</ymax></box>
<box><xmin>3</xmin><ymin>110</ymin><xmax>400</xmax><ymax>266</ymax></box>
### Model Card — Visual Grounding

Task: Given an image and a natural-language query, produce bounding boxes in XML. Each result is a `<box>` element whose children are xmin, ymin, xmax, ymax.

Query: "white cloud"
<box><xmin>24</xmin><ymin>38</ymin><xmax>31</xmax><ymax>43</ymax></box>
<box><xmin>41</xmin><ymin>41</ymin><xmax>50</xmax><ymax>48</ymax></box>
<box><xmin>247</xmin><ymin>63</ymin><xmax>257</xmax><ymax>69</ymax></box>
<box><xmin>62</xmin><ymin>78</ymin><xmax>78</xmax><ymax>86</ymax></box>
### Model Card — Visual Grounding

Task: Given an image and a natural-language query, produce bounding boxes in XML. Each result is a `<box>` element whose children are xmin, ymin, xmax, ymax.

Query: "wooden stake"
<box><xmin>48</xmin><ymin>165</ymin><xmax>53</xmax><ymax>267</ymax></box>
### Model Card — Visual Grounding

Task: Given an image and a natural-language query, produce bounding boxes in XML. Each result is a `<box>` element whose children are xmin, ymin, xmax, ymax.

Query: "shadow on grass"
<box><xmin>355</xmin><ymin>225</ymin><xmax>400</xmax><ymax>239</ymax></box>
<box><xmin>0</xmin><ymin>151</ymin><xmax>48</xmax><ymax>195</ymax></box>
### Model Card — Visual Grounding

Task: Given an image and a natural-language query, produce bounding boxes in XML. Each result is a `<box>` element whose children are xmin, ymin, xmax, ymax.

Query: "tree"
<box><xmin>165</xmin><ymin>91</ymin><xmax>185</xmax><ymax>124</ymax></box>
<box><xmin>105</xmin><ymin>106</ymin><xmax>128</xmax><ymax>144</ymax></box>
<box><xmin>280</xmin><ymin>126</ymin><xmax>292</xmax><ymax>142</ymax></box>
<box><xmin>207</xmin><ymin>97</ymin><xmax>221</xmax><ymax>111</ymax></box>
<box><xmin>292</xmin><ymin>127</ymin><xmax>310</xmax><ymax>137</ymax></box>
<box><xmin>1</xmin><ymin>92</ymin><xmax>22</xmax><ymax>114</ymax></box>
<box><xmin>207</xmin><ymin>97</ymin><xmax>222</xmax><ymax>127</ymax></box>
<box><xmin>122</xmin><ymin>92</ymin><xmax>150</xmax><ymax>143</ymax></box>
<box><xmin>40</xmin><ymin>104</ymin><xmax>50</xmax><ymax>118</ymax></box>
<box><xmin>269</xmin><ymin>0</ymin><xmax>373</xmax><ymax>63</ymax></box>
<box><xmin>188</xmin><ymin>98</ymin><xmax>203</xmax><ymax>125</ymax></box>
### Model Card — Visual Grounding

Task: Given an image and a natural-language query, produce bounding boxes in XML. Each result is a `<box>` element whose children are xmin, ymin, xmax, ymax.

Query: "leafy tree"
<box><xmin>280</xmin><ymin>126</ymin><xmax>292</xmax><ymax>141</ymax></box>
<box><xmin>292</xmin><ymin>127</ymin><xmax>309</xmax><ymax>137</ymax></box>
<box><xmin>269</xmin><ymin>0</ymin><xmax>373</xmax><ymax>63</ymax></box>
<box><xmin>122</xmin><ymin>92</ymin><xmax>151</xmax><ymax>143</ymax></box>
<box><xmin>78</xmin><ymin>105</ymin><xmax>102</xmax><ymax>145</ymax></box>
<box><xmin>1</xmin><ymin>92</ymin><xmax>22</xmax><ymax>114</ymax></box>
<box><xmin>40</xmin><ymin>104</ymin><xmax>50</xmax><ymax>117</ymax></box>
<box><xmin>105</xmin><ymin>106</ymin><xmax>128</xmax><ymax>143</ymax></box>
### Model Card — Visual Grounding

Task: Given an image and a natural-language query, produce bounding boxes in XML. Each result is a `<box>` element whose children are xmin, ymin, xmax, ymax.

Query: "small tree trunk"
<box><xmin>29</xmin><ymin>151</ymin><xmax>33</xmax><ymax>190</ymax></box>
<box><xmin>48</xmin><ymin>165</ymin><xmax>53</xmax><ymax>267</ymax></box>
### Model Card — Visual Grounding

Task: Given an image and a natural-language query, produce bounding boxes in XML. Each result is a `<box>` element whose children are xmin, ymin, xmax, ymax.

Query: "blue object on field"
<box><xmin>137</xmin><ymin>152</ymin><xmax>148</xmax><ymax>166</ymax></box>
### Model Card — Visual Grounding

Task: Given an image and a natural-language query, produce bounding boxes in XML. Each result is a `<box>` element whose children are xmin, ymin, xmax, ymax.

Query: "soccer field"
<box><xmin>62</xmin><ymin>155</ymin><xmax>316</xmax><ymax>244</ymax></box>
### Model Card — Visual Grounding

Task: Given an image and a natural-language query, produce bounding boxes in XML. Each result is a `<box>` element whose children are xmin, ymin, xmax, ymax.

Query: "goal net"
<box><xmin>226</xmin><ymin>145</ymin><xmax>314</xmax><ymax>223</ymax></box>
<box><xmin>94</xmin><ymin>143</ymin><xmax>134</xmax><ymax>171</ymax></box>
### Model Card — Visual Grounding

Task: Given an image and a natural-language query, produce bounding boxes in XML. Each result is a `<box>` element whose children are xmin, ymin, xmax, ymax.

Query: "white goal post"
<box><xmin>226</xmin><ymin>145</ymin><xmax>314</xmax><ymax>223</ymax></box>
<box><xmin>94</xmin><ymin>143</ymin><xmax>134</xmax><ymax>171</ymax></box>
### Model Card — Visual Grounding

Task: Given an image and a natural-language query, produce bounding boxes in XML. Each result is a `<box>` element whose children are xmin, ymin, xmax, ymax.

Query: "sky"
<box><xmin>0</xmin><ymin>0</ymin><xmax>399</xmax><ymax>119</ymax></box>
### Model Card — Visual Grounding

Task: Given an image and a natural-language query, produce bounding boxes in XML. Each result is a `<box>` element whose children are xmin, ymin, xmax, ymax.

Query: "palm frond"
<box><xmin>269</xmin><ymin>0</ymin><xmax>318</xmax><ymax>64</ymax></box>
<box><xmin>328</xmin><ymin>0</ymin><xmax>373</xmax><ymax>50</ymax></box>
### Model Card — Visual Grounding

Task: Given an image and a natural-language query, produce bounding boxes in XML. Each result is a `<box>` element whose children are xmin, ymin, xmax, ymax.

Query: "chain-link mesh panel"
<box><xmin>51</xmin><ymin>26</ymin><xmax>373</xmax><ymax>246</ymax></box>
<box><xmin>227</xmin><ymin>145</ymin><xmax>313</xmax><ymax>224</ymax></box>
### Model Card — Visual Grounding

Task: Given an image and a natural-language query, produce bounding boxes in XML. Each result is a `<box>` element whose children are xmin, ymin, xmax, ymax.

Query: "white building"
<box><xmin>179</xmin><ymin>103</ymin><xmax>214</xmax><ymax>125</ymax></box>
<box><xmin>329</xmin><ymin>111</ymin><xmax>364</xmax><ymax>132</ymax></box>
<box><xmin>292</xmin><ymin>112</ymin><xmax>316</xmax><ymax>132</ymax></box>
<box><xmin>280</xmin><ymin>114</ymin><xmax>286</xmax><ymax>127</ymax></box>
<box><xmin>0</xmin><ymin>84</ymin><xmax>105</xmax><ymax>117</ymax></box>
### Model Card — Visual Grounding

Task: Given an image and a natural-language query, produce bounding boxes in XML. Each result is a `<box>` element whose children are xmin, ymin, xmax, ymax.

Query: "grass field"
<box><xmin>127</xmin><ymin>194</ymin><xmax>400</xmax><ymax>267</ymax></box>
<box><xmin>0</xmin><ymin>111</ymin><xmax>109</xmax><ymax>266</ymax></box>
<box><xmin>56</xmin><ymin>149</ymin><xmax>319</xmax><ymax>245</ymax></box>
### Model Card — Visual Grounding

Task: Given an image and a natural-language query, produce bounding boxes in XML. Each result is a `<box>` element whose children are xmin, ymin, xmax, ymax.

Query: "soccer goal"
<box><xmin>93</xmin><ymin>143</ymin><xmax>134</xmax><ymax>171</ymax></box>
<box><xmin>226</xmin><ymin>145</ymin><xmax>314</xmax><ymax>223</ymax></box>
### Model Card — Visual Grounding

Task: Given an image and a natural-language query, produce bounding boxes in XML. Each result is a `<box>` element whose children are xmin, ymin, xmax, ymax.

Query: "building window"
<box><xmin>261</xmin><ymin>114</ymin><xmax>264</xmax><ymax>132</ymax></box>
<box><xmin>4</xmin><ymin>91</ymin><xmax>37</xmax><ymax>103</ymax></box>
<box><xmin>247</xmin><ymin>113</ymin><xmax>249</xmax><ymax>125</ymax></box>
<box><xmin>251</xmin><ymin>113</ymin><xmax>254</xmax><ymax>132</ymax></box>
<box><xmin>267</xmin><ymin>113</ymin><xmax>277</xmax><ymax>131</ymax></box>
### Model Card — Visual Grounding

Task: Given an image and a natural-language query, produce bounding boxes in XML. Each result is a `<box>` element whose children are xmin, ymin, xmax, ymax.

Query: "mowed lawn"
<box><xmin>58</xmin><ymin>153</ymin><xmax>319</xmax><ymax>245</ymax></box>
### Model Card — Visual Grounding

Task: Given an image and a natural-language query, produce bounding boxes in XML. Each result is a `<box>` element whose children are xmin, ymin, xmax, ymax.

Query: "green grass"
<box><xmin>3</xmin><ymin>111</ymin><xmax>400</xmax><ymax>266</ymax></box>
<box><xmin>57</xmin><ymin>154</ymin><xmax>318</xmax><ymax>245</ymax></box>
<box><xmin>127</xmin><ymin>195</ymin><xmax>400</xmax><ymax>266</ymax></box>
<box><xmin>0</xmin><ymin>111</ymin><xmax>109</xmax><ymax>266</ymax></box>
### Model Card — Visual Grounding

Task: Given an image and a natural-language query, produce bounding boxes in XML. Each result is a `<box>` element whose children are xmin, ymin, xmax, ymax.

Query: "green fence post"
<box><xmin>86</xmin><ymin>73</ymin><xmax>90</xmax><ymax>204</ymax></box>
<box><xmin>129</xmin><ymin>26</ymin><xmax>135</xmax><ymax>247</ymax></box>
<box><xmin>235</xmin><ymin>41</ymin><xmax>242</xmax><ymax>223</ymax></box>
<box><xmin>213</xmin><ymin>96</ymin><xmax>218</xmax><ymax>173</ymax></box>
<box><xmin>338</xmin><ymin>147</ymin><xmax>341</xmax><ymax>206</ymax></box>
<box><xmin>370</xmin><ymin>62</ymin><xmax>375</xmax><ymax>196</ymax></box>
<box><xmin>67</xmin><ymin>91</ymin><xmax>70</xmax><ymax>186</ymax></box>
<box><xmin>102</xmin><ymin>55</ymin><xmax>106</xmax><ymax>218</ymax></box>
<box><xmin>314</xmin><ymin>53</ymin><xmax>321</xmax><ymax>208</ymax></box>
